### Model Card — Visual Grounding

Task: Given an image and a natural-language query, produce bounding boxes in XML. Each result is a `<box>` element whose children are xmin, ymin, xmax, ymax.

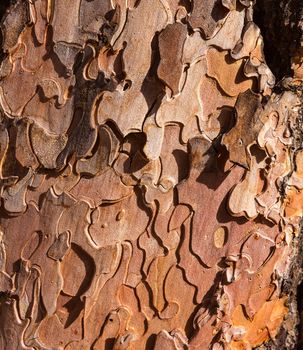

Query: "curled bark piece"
<box><xmin>206</xmin><ymin>48</ymin><xmax>255</xmax><ymax>97</ymax></box>
<box><xmin>158</xmin><ymin>22</ymin><xmax>187</xmax><ymax>96</ymax></box>
<box><xmin>188</xmin><ymin>0</ymin><xmax>229</xmax><ymax>39</ymax></box>
<box><xmin>223</xmin><ymin>90</ymin><xmax>262</xmax><ymax>168</ymax></box>
<box><xmin>1</xmin><ymin>0</ymin><xmax>28</xmax><ymax>52</ymax></box>
<box><xmin>231</xmin><ymin>22</ymin><xmax>260</xmax><ymax>60</ymax></box>
<box><xmin>30</xmin><ymin>123</ymin><xmax>67</xmax><ymax>169</ymax></box>
<box><xmin>47</xmin><ymin>231</ymin><xmax>70</xmax><ymax>261</ymax></box>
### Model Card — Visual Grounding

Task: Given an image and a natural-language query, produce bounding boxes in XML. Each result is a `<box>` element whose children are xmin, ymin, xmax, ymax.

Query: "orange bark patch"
<box><xmin>230</xmin><ymin>297</ymin><xmax>288</xmax><ymax>349</ymax></box>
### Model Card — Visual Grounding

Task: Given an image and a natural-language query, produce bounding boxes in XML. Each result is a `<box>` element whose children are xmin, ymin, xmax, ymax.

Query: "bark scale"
<box><xmin>0</xmin><ymin>0</ymin><xmax>302</xmax><ymax>349</ymax></box>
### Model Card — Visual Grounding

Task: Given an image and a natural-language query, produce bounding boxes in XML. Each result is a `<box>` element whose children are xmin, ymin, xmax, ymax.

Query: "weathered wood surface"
<box><xmin>0</xmin><ymin>0</ymin><xmax>302</xmax><ymax>349</ymax></box>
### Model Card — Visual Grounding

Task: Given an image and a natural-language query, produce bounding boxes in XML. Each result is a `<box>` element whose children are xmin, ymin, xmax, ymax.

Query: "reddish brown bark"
<box><xmin>0</xmin><ymin>0</ymin><xmax>302</xmax><ymax>349</ymax></box>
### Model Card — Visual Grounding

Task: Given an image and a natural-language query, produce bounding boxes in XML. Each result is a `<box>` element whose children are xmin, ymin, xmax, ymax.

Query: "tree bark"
<box><xmin>0</xmin><ymin>0</ymin><xmax>302</xmax><ymax>349</ymax></box>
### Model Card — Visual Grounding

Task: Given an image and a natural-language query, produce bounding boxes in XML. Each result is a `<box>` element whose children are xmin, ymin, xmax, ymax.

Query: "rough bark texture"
<box><xmin>0</xmin><ymin>0</ymin><xmax>302</xmax><ymax>349</ymax></box>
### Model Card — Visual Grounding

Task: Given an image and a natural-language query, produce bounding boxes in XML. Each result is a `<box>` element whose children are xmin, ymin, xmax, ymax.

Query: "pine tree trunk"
<box><xmin>0</xmin><ymin>0</ymin><xmax>302</xmax><ymax>349</ymax></box>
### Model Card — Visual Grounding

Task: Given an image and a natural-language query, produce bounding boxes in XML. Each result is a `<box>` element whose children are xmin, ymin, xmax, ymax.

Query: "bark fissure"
<box><xmin>254</xmin><ymin>0</ymin><xmax>303</xmax><ymax>81</ymax></box>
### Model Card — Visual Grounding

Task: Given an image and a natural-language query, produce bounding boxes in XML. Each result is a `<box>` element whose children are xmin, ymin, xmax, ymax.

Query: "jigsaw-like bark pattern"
<box><xmin>0</xmin><ymin>1</ymin><xmax>302</xmax><ymax>349</ymax></box>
